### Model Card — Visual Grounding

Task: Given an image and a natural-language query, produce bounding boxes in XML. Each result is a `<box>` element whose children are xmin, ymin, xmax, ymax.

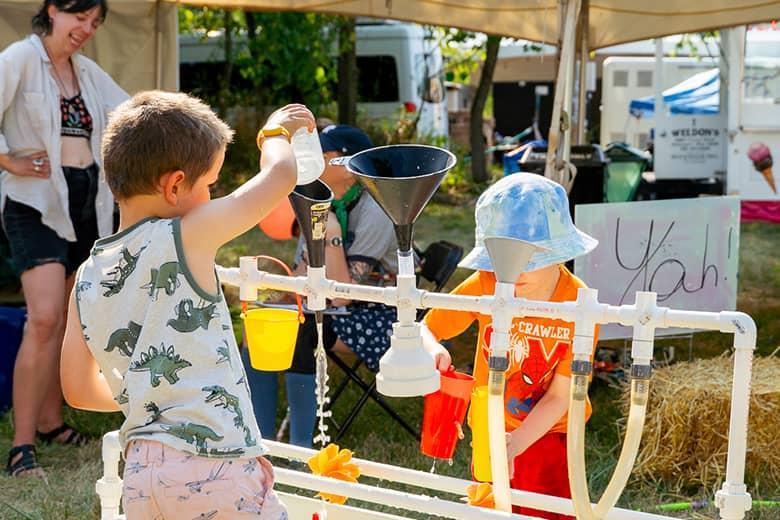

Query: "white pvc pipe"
<box><xmin>220</xmin><ymin>266</ymin><xmax>759</xmax><ymax>343</ymax></box>
<box><xmin>274</xmin><ymin>468</ymin><xmax>536</xmax><ymax>520</ymax></box>
<box><xmin>716</xmin><ymin>342</ymin><xmax>755</xmax><ymax>520</ymax></box>
<box><xmin>96</xmin><ymin>431</ymin><xmax>123</xmax><ymax>520</ymax></box>
<box><xmin>397</xmin><ymin>249</ymin><xmax>415</xmax><ymax>277</ymax></box>
<box><xmin>263</xmin><ymin>440</ymin><xmax>673</xmax><ymax>520</ymax></box>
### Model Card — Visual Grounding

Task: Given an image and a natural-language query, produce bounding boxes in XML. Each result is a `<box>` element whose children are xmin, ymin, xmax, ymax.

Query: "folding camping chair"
<box><xmin>325</xmin><ymin>240</ymin><xmax>464</xmax><ymax>442</ymax></box>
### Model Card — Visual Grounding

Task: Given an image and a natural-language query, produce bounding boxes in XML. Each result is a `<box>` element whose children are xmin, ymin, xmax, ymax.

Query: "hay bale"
<box><xmin>621</xmin><ymin>354</ymin><xmax>780</xmax><ymax>489</ymax></box>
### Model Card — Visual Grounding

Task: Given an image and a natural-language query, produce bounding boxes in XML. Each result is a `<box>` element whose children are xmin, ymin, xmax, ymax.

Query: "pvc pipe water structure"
<box><xmin>98</xmin><ymin>144</ymin><xmax>757</xmax><ymax>519</ymax></box>
<box><xmin>223</xmin><ymin>144</ymin><xmax>757</xmax><ymax>519</ymax></box>
<box><xmin>218</xmin><ymin>262</ymin><xmax>757</xmax><ymax>519</ymax></box>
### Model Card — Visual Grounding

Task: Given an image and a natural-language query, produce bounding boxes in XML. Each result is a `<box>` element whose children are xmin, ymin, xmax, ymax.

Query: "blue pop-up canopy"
<box><xmin>629</xmin><ymin>68</ymin><xmax>721</xmax><ymax>116</ymax></box>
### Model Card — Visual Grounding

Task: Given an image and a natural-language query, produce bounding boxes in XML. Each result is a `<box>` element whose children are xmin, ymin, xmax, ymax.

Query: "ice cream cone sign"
<box><xmin>747</xmin><ymin>142</ymin><xmax>776</xmax><ymax>194</ymax></box>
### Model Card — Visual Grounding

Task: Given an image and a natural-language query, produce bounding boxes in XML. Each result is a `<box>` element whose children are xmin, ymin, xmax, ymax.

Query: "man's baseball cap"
<box><xmin>320</xmin><ymin>124</ymin><xmax>374</xmax><ymax>156</ymax></box>
<box><xmin>459</xmin><ymin>173</ymin><xmax>598</xmax><ymax>273</ymax></box>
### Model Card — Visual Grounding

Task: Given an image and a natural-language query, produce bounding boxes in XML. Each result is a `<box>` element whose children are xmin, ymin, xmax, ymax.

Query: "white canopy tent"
<box><xmin>3</xmin><ymin>0</ymin><xmax>778</xmax><ymax>92</ymax></box>
<box><xmin>1</xmin><ymin>0</ymin><xmax>777</xmax><ymax>183</ymax></box>
<box><xmin>172</xmin><ymin>0</ymin><xmax>780</xmax><ymax>50</ymax></box>
<box><xmin>0</xmin><ymin>0</ymin><xmax>179</xmax><ymax>93</ymax></box>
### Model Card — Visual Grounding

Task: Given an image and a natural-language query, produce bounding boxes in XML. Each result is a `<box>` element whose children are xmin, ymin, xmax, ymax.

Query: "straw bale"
<box><xmin>619</xmin><ymin>354</ymin><xmax>780</xmax><ymax>489</ymax></box>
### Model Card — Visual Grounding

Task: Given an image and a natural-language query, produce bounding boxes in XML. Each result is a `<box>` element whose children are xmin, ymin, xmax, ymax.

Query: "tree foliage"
<box><xmin>178</xmin><ymin>7</ymin><xmax>341</xmax><ymax>112</ymax></box>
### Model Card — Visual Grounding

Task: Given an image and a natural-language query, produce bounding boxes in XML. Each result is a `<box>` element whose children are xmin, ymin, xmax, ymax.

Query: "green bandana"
<box><xmin>331</xmin><ymin>183</ymin><xmax>363</xmax><ymax>239</ymax></box>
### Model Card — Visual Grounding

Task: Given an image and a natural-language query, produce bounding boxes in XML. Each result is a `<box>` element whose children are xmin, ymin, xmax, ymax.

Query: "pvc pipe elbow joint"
<box><xmin>720</xmin><ymin>311</ymin><xmax>757</xmax><ymax>350</ymax></box>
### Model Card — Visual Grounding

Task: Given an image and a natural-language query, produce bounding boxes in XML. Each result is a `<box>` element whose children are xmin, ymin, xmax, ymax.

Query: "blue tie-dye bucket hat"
<box><xmin>459</xmin><ymin>173</ymin><xmax>598</xmax><ymax>273</ymax></box>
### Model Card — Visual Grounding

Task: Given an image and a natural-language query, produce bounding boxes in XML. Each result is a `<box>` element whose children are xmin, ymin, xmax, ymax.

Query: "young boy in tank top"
<box><xmin>61</xmin><ymin>90</ymin><xmax>314</xmax><ymax>519</ymax></box>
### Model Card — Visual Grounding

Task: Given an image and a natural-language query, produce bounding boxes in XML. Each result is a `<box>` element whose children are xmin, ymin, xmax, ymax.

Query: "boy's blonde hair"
<box><xmin>102</xmin><ymin>91</ymin><xmax>234</xmax><ymax>200</ymax></box>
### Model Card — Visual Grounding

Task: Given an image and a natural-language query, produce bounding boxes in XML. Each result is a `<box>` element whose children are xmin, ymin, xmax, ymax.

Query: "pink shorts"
<box><xmin>122</xmin><ymin>439</ymin><xmax>287</xmax><ymax>519</ymax></box>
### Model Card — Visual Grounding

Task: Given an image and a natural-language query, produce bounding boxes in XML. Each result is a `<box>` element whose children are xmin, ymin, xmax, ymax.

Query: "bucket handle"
<box><xmin>240</xmin><ymin>255</ymin><xmax>305</xmax><ymax>324</ymax></box>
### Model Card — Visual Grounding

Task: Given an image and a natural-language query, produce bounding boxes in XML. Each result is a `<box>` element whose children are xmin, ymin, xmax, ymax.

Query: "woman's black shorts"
<box><xmin>2</xmin><ymin>164</ymin><xmax>99</xmax><ymax>276</ymax></box>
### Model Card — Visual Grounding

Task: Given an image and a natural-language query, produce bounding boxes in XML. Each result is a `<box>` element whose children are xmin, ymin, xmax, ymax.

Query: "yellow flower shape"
<box><xmin>466</xmin><ymin>482</ymin><xmax>496</xmax><ymax>509</ymax></box>
<box><xmin>307</xmin><ymin>443</ymin><xmax>361</xmax><ymax>505</ymax></box>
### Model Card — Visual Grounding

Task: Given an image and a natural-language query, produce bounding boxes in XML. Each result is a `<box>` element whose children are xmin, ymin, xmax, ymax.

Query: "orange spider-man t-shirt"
<box><xmin>424</xmin><ymin>265</ymin><xmax>598</xmax><ymax>433</ymax></box>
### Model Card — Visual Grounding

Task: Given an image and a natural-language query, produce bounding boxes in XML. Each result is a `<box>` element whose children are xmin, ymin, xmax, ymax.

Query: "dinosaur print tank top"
<box><xmin>75</xmin><ymin>217</ymin><xmax>266</xmax><ymax>458</ymax></box>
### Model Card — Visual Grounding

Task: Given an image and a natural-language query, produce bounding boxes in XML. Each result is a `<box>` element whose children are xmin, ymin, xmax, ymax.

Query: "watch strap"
<box><xmin>256</xmin><ymin>125</ymin><xmax>291</xmax><ymax>149</ymax></box>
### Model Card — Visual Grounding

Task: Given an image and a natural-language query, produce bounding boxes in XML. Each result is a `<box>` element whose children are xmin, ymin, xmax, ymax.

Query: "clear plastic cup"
<box><xmin>292</xmin><ymin>127</ymin><xmax>325</xmax><ymax>185</ymax></box>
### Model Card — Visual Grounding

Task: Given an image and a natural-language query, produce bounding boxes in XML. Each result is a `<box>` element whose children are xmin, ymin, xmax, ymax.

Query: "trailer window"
<box><xmin>357</xmin><ymin>56</ymin><xmax>399</xmax><ymax>102</ymax></box>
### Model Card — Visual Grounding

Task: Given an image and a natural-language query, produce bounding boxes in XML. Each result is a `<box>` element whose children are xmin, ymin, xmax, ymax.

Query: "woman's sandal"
<box><xmin>36</xmin><ymin>423</ymin><xmax>90</xmax><ymax>447</ymax></box>
<box><xmin>6</xmin><ymin>444</ymin><xmax>46</xmax><ymax>478</ymax></box>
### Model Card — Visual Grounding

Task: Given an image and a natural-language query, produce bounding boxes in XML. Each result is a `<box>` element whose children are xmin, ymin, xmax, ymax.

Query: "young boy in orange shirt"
<box><xmin>422</xmin><ymin>173</ymin><xmax>599</xmax><ymax>520</ymax></box>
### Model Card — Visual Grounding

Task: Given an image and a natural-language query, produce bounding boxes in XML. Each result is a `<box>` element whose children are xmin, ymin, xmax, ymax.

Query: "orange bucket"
<box><xmin>241</xmin><ymin>256</ymin><xmax>304</xmax><ymax>371</ymax></box>
<box><xmin>420</xmin><ymin>369</ymin><xmax>475</xmax><ymax>460</ymax></box>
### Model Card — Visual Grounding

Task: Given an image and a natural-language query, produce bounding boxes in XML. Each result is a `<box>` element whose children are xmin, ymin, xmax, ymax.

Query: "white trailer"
<box><xmin>600</xmin><ymin>27</ymin><xmax>780</xmax><ymax>200</ymax></box>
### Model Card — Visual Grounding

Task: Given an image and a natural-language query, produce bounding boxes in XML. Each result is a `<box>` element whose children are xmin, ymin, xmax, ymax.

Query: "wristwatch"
<box><xmin>328</xmin><ymin>236</ymin><xmax>343</xmax><ymax>248</ymax></box>
<box><xmin>256</xmin><ymin>125</ymin><xmax>291</xmax><ymax>149</ymax></box>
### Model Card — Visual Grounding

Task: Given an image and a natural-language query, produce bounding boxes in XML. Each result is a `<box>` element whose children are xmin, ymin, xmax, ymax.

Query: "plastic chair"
<box><xmin>325</xmin><ymin>240</ymin><xmax>464</xmax><ymax>442</ymax></box>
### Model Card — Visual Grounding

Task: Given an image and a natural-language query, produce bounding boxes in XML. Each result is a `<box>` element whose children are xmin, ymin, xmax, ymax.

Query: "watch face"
<box><xmin>330</xmin><ymin>236</ymin><xmax>343</xmax><ymax>247</ymax></box>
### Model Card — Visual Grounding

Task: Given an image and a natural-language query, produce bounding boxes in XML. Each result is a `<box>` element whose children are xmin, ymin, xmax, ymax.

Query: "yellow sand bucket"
<box><xmin>468</xmin><ymin>385</ymin><xmax>492</xmax><ymax>481</ymax></box>
<box><xmin>241</xmin><ymin>256</ymin><xmax>304</xmax><ymax>371</ymax></box>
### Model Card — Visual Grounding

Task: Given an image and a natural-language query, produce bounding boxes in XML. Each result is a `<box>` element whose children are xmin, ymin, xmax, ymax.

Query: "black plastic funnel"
<box><xmin>345</xmin><ymin>145</ymin><xmax>456</xmax><ymax>252</ymax></box>
<box><xmin>289</xmin><ymin>180</ymin><xmax>333</xmax><ymax>268</ymax></box>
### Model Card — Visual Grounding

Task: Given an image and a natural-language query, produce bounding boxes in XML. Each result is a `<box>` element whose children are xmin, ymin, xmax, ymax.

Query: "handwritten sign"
<box><xmin>574</xmin><ymin>197</ymin><xmax>740</xmax><ymax>339</ymax></box>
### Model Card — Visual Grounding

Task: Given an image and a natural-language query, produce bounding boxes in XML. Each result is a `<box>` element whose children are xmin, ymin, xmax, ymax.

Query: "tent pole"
<box><xmin>155</xmin><ymin>0</ymin><xmax>163</xmax><ymax>89</ymax></box>
<box><xmin>544</xmin><ymin>0</ymin><xmax>581</xmax><ymax>190</ymax></box>
<box><xmin>653</xmin><ymin>38</ymin><xmax>665</xmax><ymax>153</ymax></box>
<box><xmin>561</xmin><ymin>8</ymin><xmax>578</xmax><ymax>164</ymax></box>
<box><xmin>576</xmin><ymin>0</ymin><xmax>588</xmax><ymax>144</ymax></box>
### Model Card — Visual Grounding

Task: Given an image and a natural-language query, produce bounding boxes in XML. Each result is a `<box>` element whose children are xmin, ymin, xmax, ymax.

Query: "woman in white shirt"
<box><xmin>0</xmin><ymin>0</ymin><xmax>127</xmax><ymax>477</ymax></box>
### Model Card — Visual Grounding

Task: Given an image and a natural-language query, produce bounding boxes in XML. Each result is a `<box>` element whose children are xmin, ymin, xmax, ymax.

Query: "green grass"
<box><xmin>2</xmin><ymin>204</ymin><xmax>780</xmax><ymax>519</ymax></box>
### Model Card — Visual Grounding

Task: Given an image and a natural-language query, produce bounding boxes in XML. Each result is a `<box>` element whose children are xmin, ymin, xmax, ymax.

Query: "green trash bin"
<box><xmin>604</xmin><ymin>142</ymin><xmax>650</xmax><ymax>202</ymax></box>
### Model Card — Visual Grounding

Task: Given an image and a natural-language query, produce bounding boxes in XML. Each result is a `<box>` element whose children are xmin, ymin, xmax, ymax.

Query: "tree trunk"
<box><xmin>469</xmin><ymin>35</ymin><xmax>500</xmax><ymax>183</ymax></box>
<box><xmin>337</xmin><ymin>17</ymin><xmax>358</xmax><ymax>126</ymax></box>
<box><xmin>219</xmin><ymin>10</ymin><xmax>234</xmax><ymax>117</ymax></box>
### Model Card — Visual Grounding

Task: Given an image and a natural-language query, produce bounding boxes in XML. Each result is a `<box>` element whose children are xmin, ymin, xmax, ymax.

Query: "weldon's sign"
<box><xmin>655</xmin><ymin>114</ymin><xmax>727</xmax><ymax>179</ymax></box>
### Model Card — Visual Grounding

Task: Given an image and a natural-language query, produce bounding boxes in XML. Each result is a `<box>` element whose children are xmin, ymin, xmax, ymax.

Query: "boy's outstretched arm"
<box><xmin>61</xmin><ymin>293</ymin><xmax>120</xmax><ymax>412</ymax></box>
<box><xmin>421</xmin><ymin>324</ymin><xmax>453</xmax><ymax>371</ymax></box>
<box><xmin>182</xmin><ymin>104</ymin><xmax>315</xmax><ymax>255</ymax></box>
<box><xmin>505</xmin><ymin>371</ymin><xmax>570</xmax><ymax>478</ymax></box>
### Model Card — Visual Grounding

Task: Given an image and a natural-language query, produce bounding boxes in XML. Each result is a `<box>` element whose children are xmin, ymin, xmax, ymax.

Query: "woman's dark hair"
<box><xmin>32</xmin><ymin>0</ymin><xmax>108</xmax><ymax>35</ymax></box>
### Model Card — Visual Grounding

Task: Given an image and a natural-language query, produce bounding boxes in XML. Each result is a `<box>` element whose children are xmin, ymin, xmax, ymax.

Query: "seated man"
<box><xmin>245</xmin><ymin>125</ymin><xmax>401</xmax><ymax>447</ymax></box>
